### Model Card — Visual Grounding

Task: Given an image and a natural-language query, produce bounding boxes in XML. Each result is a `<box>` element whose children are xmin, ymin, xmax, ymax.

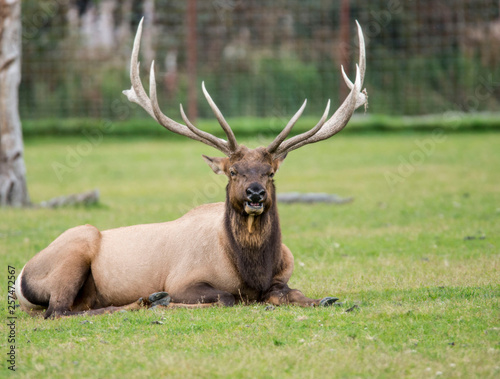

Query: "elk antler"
<box><xmin>123</xmin><ymin>18</ymin><xmax>238</xmax><ymax>156</ymax></box>
<box><xmin>267</xmin><ymin>21</ymin><xmax>367</xmax><ymax>157</ymax></box>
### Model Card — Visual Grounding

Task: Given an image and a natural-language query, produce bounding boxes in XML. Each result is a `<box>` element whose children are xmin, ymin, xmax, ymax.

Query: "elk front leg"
<box><xmin>263</xmin><ymin>244</ymin><xmax>338</xmax><ymax>307</ymax></box>
<box><xmin>264</xmin><ymin>282</ymin><xmax>320</xmax><ymax>307</ymax></box>
<box><xmin>143</xmin><ymin>290</ymin><xmax>223</xmax><ymax>309</ymax></box>
<box><xmin>168</xmin><ymin>282</ymin><xmax>236</xmax><ymax>308</ymax></box>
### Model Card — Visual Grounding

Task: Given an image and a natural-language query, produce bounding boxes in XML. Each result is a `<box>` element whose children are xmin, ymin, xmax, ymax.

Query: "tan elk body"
<box><xmin>15</xmin><ymin>20</ymin><xmax>367</xmax><ymax>318</ymax></box>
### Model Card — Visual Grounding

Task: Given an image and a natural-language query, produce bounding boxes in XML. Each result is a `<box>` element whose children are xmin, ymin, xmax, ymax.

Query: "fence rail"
<box><xmin>19</xmin><ymin>0</ymin><xmax>500</xmax><ymax>120</ymax></box>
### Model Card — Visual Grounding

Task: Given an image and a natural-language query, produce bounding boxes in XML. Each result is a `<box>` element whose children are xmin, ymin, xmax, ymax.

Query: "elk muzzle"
<box><xmin>244</xmin><ymin>183</ymin><xmax>266</xmax><ymax>215</ymax></box>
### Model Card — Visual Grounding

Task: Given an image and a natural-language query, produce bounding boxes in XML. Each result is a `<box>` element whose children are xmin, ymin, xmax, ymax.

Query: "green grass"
<box><xmin>1</xmin><ymin>132</ymin><xmax>499</xmax><ymax>378</ymax></box>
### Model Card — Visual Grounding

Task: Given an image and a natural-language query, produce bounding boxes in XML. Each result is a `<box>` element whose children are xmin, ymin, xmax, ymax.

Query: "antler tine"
<box><xmin>202</xmin><ymin>82</ymin><xmax>238</xmax><ymax>152</ymax></box>
<box><xmin>278</xmin><ymin>64</ymin><xmax>362</xmax><ymax>156</ymax></box>
<box><xmin>122</xmin><ymin>18</ymin><xmax>157</xmax><ymax>120</ymax></box>
<box><xmin>274</xmin><ymin>99</ymin><xmax>331</xmax><ymax>157</ymax></box>
<box><xmin>148</xmin><ymin>61</ymin><xmax>230</xmax><ymax>152</ymax></box>
<box><xmin>275</xmin><ymin>22</ymin><xmax>368</xmax><ymax>156</ymax></box>
<box><xmin>123</xmin><ymin>18</ymin><xmax>235</xmax><ymax>155</ymax></box>
<box><xmin>179</xmin><ymin>104</ymin><xmax>231</xmax><ymax>155</ymax></box>
<box><xmin>148</xmin><ymin>65</ymin><xmax>231</xmax><ymax>152</ymax></box>
<box><xmin>341</xmin><ymin>21</ymin><xmax>366</xmax><ymax>88</ymax></box>
<box><xmin>266</xmin><ymin>99</ymin><xmax>308</xmax><ymax>154</ymax></box>
<box><xmin>340</xmin><ymin>20</ymin><xmax>367</xmax><ymax>108</ymax></box>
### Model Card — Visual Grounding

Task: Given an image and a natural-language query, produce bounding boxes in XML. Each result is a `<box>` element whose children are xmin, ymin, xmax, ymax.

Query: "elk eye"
<box><xmin>269</xmin><ymin>172</ymin><xmax>275</xmax><ymax>178</ymax></box>
<box><xmin>230</xmin><ymin>170</ymin><xmax>236</xmax><ymax>177</ymax></box>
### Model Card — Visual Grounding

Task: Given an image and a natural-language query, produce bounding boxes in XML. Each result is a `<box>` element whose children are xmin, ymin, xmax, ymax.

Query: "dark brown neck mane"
<box><xmin>224</xmin><ymin>187</ymin><xmax>283</xmax><ymax>295</ymax></box>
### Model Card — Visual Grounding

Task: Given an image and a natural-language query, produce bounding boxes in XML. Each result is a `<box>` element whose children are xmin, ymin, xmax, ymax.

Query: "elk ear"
<box><xmin>202</xmin><ymin>155</ymin><xmax>228</xmax><ymax>175</ymax></box>
<box><xmin>273</xmin><ymin>153</ymin><xmax>287</xmax><ymax>172</ymax></box>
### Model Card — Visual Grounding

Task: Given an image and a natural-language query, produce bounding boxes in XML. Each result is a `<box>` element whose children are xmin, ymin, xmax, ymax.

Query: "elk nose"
<box><xmin>246</xmin><ymin>184</ymin><xmax>266</xmax><ymax>203</ymax></box>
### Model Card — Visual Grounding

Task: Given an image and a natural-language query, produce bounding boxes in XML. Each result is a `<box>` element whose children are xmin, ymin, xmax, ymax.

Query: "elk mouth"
<box><xmin>244</xmin><ymin>201</ymin><xmax>264</xmax><ymax>215</ymax></box>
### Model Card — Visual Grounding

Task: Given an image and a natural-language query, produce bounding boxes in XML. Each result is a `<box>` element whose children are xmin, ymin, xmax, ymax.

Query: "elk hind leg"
<box><xmin>53</xmin><ymin>298</ymin><xmax>146</xmax><ymax>318</ymax></box>
<box><xmin>19</xmin><ymin>225</ymin><xmax>102</xmax><ymax>319</ymax></box>
<box><xmin>42</xmin><ymin>261</ymin><xmax>94</xmax><ymax>318</ymax></box>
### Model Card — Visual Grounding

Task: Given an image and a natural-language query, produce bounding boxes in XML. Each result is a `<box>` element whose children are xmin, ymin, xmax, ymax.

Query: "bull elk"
<box><xmin>15</xmin><ymin>20</ymin><xmax>367</xmax><ymax>318</ymax></box>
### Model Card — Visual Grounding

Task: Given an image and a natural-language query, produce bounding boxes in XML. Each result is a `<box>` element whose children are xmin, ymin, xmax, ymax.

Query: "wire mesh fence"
<box><xmin>19</xmin><ymin>0</ymin><xmax>500</xmax><ymax>121</ymax></box>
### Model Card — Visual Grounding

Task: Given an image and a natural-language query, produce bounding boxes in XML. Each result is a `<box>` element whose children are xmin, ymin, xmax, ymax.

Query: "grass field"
<box><xmin>1</xmin><ymin>131</ymin><xmax>499</xmax><ymax>378</ymax></box>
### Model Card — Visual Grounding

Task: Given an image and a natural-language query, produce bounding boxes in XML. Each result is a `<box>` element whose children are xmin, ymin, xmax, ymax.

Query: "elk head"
<box><xmin>202</xmin><ymin>146</ymin><xmax>282</xmax><ymax>217</ymax></box>
<box><xmin>123</xmin><ymin>18</ymin><xmax>367</xmax><ymax>222</ymax></box>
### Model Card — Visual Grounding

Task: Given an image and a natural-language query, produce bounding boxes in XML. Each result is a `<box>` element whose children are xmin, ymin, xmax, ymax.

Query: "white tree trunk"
<box><xmin>0</xmin><ymin>0</ymin><xmax>30</xmax><ymax>206</ymax></box>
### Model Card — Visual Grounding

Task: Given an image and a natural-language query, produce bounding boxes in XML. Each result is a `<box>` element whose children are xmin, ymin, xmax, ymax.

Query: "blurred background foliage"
<box><xmin>19</xmin><ymin>0</ymin><xmax>500</xmax><ymax>122</ymax></box>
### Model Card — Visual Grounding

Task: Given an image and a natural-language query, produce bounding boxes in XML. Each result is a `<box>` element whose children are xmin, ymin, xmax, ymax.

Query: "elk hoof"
<box><xmin>319</xmin><ymin>297</ymin><xmax>339</xmax><ymax>307</ymax></box>
<box><xmin>148</xmin><ymin>292</ymin><xmax>171</xmax><ymax>308</ymax></box>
